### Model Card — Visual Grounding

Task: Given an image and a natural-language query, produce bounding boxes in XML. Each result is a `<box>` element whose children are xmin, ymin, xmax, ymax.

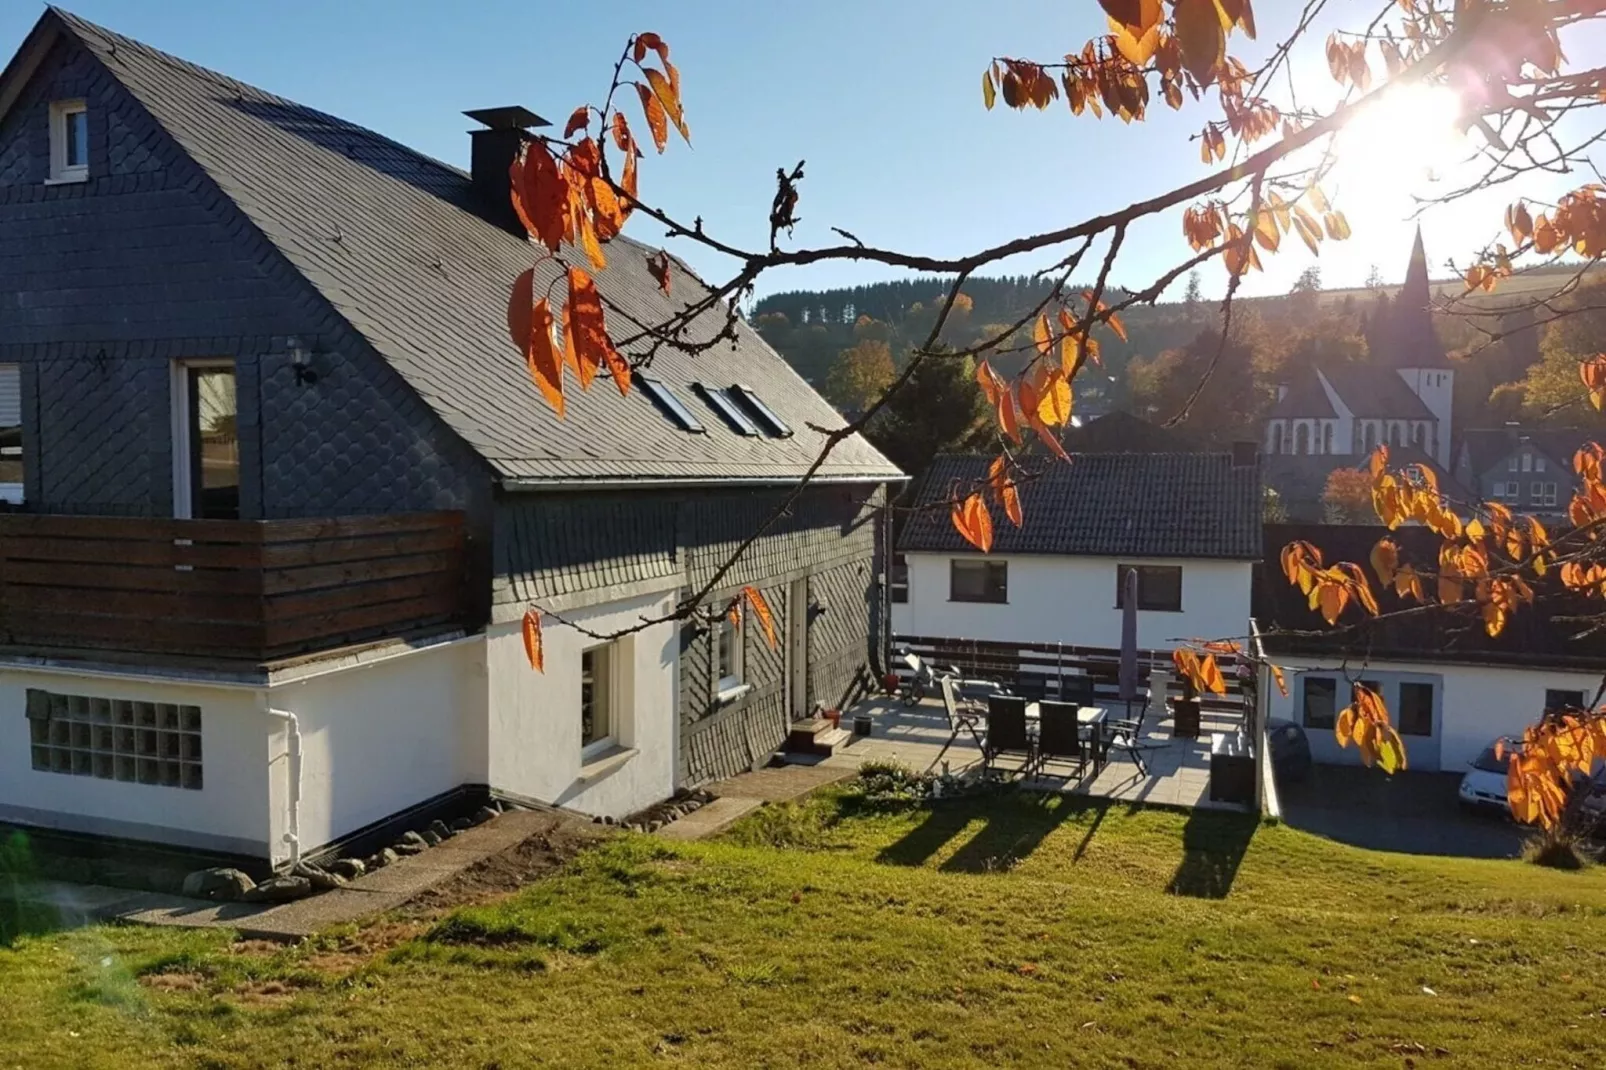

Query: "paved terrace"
<box><xmin>819</xmin><ymin>696</ymin><xmax>1251</xmax><ymax>812</ymax></box>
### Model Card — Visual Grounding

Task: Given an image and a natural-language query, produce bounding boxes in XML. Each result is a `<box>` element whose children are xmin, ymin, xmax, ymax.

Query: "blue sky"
<box><xmin>3</xmin><ymin>2</ymin><xmax>1593</xmax><ymax>303</ymax></box>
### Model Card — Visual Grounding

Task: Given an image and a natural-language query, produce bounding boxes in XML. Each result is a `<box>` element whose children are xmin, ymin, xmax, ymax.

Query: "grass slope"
<box><xmin>3</xmin><ymin>790</ymin><xmax>1605</xmax><ymax>1068</ymax></box>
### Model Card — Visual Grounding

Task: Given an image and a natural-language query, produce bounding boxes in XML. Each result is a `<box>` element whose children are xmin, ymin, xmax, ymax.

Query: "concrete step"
<box><xmin>655</xmin><ymin>796</ymin><xmax>764</xmax><ymax>841</ymax></box>
<box><xmin>785</xmin><ymin>721</ymin><xmax>852</xmax><ymax>757</ymax></box>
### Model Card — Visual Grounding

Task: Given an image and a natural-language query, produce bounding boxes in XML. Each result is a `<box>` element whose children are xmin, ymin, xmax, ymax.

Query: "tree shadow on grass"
<box><xmin>939</xmin><ymin>793</ymin><xmax>1082</xmax><ymax>874</ymax></box>
<box><xmin>1164</xmin><ymin>808</ymin><xmax>1259</xmax><ymax>899</ymax></box>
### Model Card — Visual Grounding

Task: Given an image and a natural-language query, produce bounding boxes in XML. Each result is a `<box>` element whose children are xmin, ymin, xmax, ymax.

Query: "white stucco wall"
<box><xmin>0</xmin><ymin>667</ymin><xmax>269</xmax><ymax>856</ymax></box>
<box><xmin>265</xmin><ymin>636</ymin><xmax>483</xmax><ymax>867</ymax></box>
<box><xmin>892</xmin><ymin>553</ymin><xmax>1253</xmax><ymax>651</ymax></box>
<box><xmin>1264</xmin><ymin>655</ymin><xmax>1601</xmax><ymax>772</ymax></box>
<box><xmin>484</xmin><ymin>587</ymin><xmax>678</xmax><ymax>819</ymax></box>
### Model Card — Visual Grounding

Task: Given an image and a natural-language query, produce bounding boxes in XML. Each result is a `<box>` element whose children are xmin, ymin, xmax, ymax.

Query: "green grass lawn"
<box><xmin>4</xmin><ymin>787</ymin><xmax>1606</xmax><ymax>1068</ymax></box>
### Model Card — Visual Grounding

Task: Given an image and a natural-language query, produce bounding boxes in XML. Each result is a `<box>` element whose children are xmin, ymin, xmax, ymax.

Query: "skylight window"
<box><xmin>730</xmin><ymin>384</ymin><xmax>792</xmax><ymax>438</ymax></box>
<box><xmin>636</xmin><ymin>373</ymin><xmax>704</xmax><ymax>433</ymax></box>
<box><xmin>693</xmin><ymin>384</ymin><xmax>761</xmax><ymax>436</ymax></box>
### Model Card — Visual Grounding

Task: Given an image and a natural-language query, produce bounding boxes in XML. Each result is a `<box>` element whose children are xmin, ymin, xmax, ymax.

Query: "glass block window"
<box><xmin>27</xmin><ymin>689</ymin><xmax>202</xmax><ymax>790</ymax></box>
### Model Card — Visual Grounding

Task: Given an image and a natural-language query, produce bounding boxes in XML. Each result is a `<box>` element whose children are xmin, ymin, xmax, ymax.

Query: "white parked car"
<box><xmin>1458</xmin><ymin>742</ymin><xmax>1514</xmax><ymax>815</ymax></box>
<box><xmin>1460</xmin><ymin>741</ymin><xmax>1606</xmax><ymax>827</ymax></box>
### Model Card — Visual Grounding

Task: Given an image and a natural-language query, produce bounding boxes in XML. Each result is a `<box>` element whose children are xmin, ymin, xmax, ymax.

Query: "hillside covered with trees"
<box><xmin>750</xmin><ymin>261</ymin><xmax>1596</xmax><ymax>485</ymax></box>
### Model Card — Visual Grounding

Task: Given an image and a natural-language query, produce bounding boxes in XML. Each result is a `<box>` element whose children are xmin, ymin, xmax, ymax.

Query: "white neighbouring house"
<box><xmin>892</xmin><ymin>451</ymin><xmax>1263</xmax><ymax>657</ymax></box>
<box><xmin>1256</xmin><ymin>523</ymin><xmax>1606</xmax><ymax>773</ymax></box>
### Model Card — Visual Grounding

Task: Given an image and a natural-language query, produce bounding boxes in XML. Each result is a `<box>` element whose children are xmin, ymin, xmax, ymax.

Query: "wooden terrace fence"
<box><xmin>0</xmin><ymin>511</ymin><xmax>467</xmax><ymax>663</ymax></box>
<box><xmin>892</xmin><ymin>634</ymin><xmax>1254</xmax><ymax>714</ymax></box>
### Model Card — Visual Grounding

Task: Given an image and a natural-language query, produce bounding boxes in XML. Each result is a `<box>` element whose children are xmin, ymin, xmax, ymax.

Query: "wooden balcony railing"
<box><xmin>0</xmin><ymin>512</ymin><xmax>467</xmax><ymax>663</ymax></box>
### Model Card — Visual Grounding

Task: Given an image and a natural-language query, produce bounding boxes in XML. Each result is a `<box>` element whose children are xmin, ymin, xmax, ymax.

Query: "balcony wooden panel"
<box><xmin>0</xmin><ymin>511</ymin><xmax>467</xmax><ymax>664</ymax></box>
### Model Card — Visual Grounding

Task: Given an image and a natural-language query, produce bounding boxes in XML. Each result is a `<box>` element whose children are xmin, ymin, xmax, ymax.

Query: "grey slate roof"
<box><xmin>898</xmin><ymin>453</ymin><xmax>1262</xmax><ymax>560</ymax></box>
<box><xmin>1317</xmin><ymin>364</ymin><xmax>1434</xmax><ymax>420</ymax></box>
<box><xmin>1458</xmin><ymin>427</ymin><xmax>1588</xmax><ymax>478</ymax></box>
<box><xmin>28</xmin><ymin>10</ymin><xmax>900</xmax><ymax>485</ymax></box>
<box><xmin>1058</xmin><ymin>410</ymin><xmax>1199</xmax><ymax>453</ymax></box>
<box><xmin>1267</xmin><ymin>367</ymin><xmax>1337</xmax><ymax>419</ymax></box>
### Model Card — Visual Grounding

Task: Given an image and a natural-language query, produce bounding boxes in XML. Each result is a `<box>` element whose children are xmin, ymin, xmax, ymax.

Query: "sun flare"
<box><xmin>1330</xmin><ymin>84</ymin><xmax>1465</xmax><ymax>208</ymax></box>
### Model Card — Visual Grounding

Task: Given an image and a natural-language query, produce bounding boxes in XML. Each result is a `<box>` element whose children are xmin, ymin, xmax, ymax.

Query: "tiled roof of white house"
<box><xmin>6</xmin><ymin>9</ymin><xmax>900</xmax><ymax>486</ymax></box>
<box><xmin>899</xmin><ymin>452</ymin><xmax>1262</xmax><ymax>560</ymax></box>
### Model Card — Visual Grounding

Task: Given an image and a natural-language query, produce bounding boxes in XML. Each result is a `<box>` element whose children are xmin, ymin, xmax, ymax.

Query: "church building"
<box><xmin>1262</xmin><ymin>229</ymin><xmax>1455</xmax><ymax>469</ymax></box>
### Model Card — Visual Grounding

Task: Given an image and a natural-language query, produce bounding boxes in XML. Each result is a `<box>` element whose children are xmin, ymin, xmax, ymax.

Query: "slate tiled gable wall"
<box><xmin>496</xmin><ymin>484</ymin><xmax>885</xmax><ymax>786</ymax></box>
<box><xmin>0</xmin><ymin>39</ymin><xmax>481</xmax><ymax>519</ymax></box>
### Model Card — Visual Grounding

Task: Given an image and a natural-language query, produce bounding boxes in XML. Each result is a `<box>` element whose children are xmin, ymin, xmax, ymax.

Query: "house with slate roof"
<box><xmin>1256</xmin><ymin>523</ymin><xmax>1606</xmax><ymax>772</ymax></box>
<box><xmin>0</xmin><ymin>10</ymin><xmax>901</xmax><ymax>869</ymax></box>
<box><xmin>1453</xmin><ymin>426</ymin><xmax>1598</xmax><ymax>518</ymax></box>
<box><xmin>893</xmin><ymin>451</ymin><xmax>1261</xmax><ymax>653</ymax></box>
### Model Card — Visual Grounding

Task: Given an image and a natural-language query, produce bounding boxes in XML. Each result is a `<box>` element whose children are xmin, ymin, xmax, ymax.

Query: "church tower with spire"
<box><xmin>1378</xmin><ymin>227</ymin><xmax>1454</xmax><ymax>466</ymax></box>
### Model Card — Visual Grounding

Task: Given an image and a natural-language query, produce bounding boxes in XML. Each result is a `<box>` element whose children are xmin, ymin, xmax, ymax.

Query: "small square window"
<box><xmin>1116</xmin><ymin>564</ymin><xmax>1183</xmax><ymax>612</ymax></box>
<box><xmin>1398</xmin><ymin>682</ymin><xmax>1435</xmax><ymax>737</ymax></box>
<box><xmin>48</xmin><ymin>100</ymin><xmax>89</xmax><ymax>183</ymax></box>
<box><xmin>1544</xmin><ymin>688</ymin><xmax>1587</xmax><ymax>714</ymax></box>
<box><xmin>1301</xmin><ymin>677</ymin><xmax>1337</xmax><ymax>730</ymax></box>
<box><xmin>950</xmin><ymin>560</ymin><xmax>1007</xmax><ymax>603</ymax></box>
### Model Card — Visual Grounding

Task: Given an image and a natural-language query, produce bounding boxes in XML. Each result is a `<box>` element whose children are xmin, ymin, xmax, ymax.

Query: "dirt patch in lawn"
<box><xmin>139</xmin><ymin>972</ymin><xmax>205</xmax><ymax>993</ymax></box>
<box><xmin>397</xmin><ymin>815</ymin><xmax>611</xmax><ymax>918</ymax></box>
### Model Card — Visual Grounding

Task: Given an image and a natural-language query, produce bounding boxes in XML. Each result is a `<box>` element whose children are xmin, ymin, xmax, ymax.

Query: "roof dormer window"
<box><xmin>48</xmin><ymin>99</ymin><xmax>88</xmax><ymax>183</ymax></box>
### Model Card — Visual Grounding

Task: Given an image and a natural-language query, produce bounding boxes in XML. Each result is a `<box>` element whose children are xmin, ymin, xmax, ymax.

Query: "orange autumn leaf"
<box><xmin>566</xmin><ymin>267</ymin><xmax>630</xmax><ymax>396</ymax></box>
<box><xmin>509</xmin><ymin>140</ymin><xmax>568</xmax><ymax>254</ymax></box>
<box><xmin>1197</xmin><ymin>652</ymin><xmax>1227</xmax><ymax>696</ymax></box>
<box><xmin>642</xmin><ymin>67</ymin><xmax>690</xmax><ymax>143</ymax></box>
<box><xmin>636</xmin><ymin>82</ymin><xmax>669</xmax><ymax>152</ymax></box>
<box><xmin>1036</xmin><ymin>370</ymin><xmax>1073</xmax><ymax>427</ymax></box>
<box><xmin>741</xmin><ymin>585</ymin><xmax>778</xmax><ymax>651</ymax></box>
<box><xmin>989</xmin><ymin>455</ymin><xmax>1023</xmax><ymax>528</ymax></box>
<box><xmin>1173</xmin><ymin>0</ymin><xmax>1225</xmax><ymax>84</ymax></box>
<box><xmin>1369</xmin><ymin>537</ymin><xmax>1398</xmax><ymax>586</ymax></box>
<box><xmin>633</xmin><ymin>31</ymin><xmax>669</xmax><ymax>65</ymax></box>
<box><xmin>996</xmin><ymin>385</ymin><xmax>1023</xmax><ymax>445</ymax></box>
<box><xmin>1580</xmin><ymin>355</ymin><xmax>1606</xmax><ymax>411</ymax></box>
<box><xmin>522</xmin><ymin>609</ymin><xmax>544</xmax><ymax>672</ymax></box>
<box><xmin>564</xmin><ymin>105</ymin><xmax>590</xmax><ymax>139</ymax></box>
<box><xmin>951</xmin><ymin>492</ymin><xmax>994</xmax><ymax>553</ymax></box>
<box><xmin>610</xmin><ymin>111</ymin><xmax>632</xmax><ymax>152</ymax></box>
<box><xmin>647</xmin><ymin>250</ymin><xmax>672</xmax><ymax>296</ymax></box>
<box><xmin>1270</xmin><ymin>663</ymin><xmax>1288</xmax><ymax>697</ymax></box>
<box><xmin>527</xmin><ymin>295</ymin><xmax>566</xmax><ymax>416</ymax></box>
<box><xmin>1033</xmin><ymin>312</ymin><xmax>1053</xmax><ymax>358</ymax></box>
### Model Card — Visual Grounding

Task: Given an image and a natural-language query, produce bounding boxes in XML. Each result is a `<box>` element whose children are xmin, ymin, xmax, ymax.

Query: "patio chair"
<box><xmin>936</xmin><ymin>675</ymin><xmax>986</xmax><ymax>763</ymax></box>
<box><xmin>983</xmin><ymin>694</ymin><xmax>1036</xmax><ymax>777</ymax></box>
<box><xmin>1059</xmin><ymin>673</ymin><xmax>1096</xmax><ymax>706</ymax></box>
<box><xmin>1035</xmin><ymin>699</ymin><xmax>1089</xmax><ymax>781</ymax></box>
<box><xmin>1101</xmin><ymin>688</ymin><xmax>1151</xmax><ymax>776</ymax></box>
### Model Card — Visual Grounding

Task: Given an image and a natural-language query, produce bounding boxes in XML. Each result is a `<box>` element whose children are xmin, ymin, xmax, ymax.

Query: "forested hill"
<box><xmin>754</xmin><ymin>275</ymin><xmax>1071</xmax><ymax>327</ymax></box>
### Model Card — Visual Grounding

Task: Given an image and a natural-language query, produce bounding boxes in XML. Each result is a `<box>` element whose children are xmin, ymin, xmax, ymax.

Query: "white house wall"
<box><xmin>893</xmin><ymin>553</ymin><xmax>1253</xmax><ymax>651</ymax></box>
<box><xmin>485</xmin><ymin>588</ymin><xmax>677</xmax><ymax>819</ymax></box>
<box><xmin>1263</xmin><ymin>654</ymin><xmax>1600</xmax><ymax>772</ymax></box>
<box><xmin>265</xmin><ymin>637</ymin><xmax>483</xmax><ymax>868</ymax></box>
<box><xmin>0</xmin><ymin>668</ymin><xmax>269</xmax><ymax>857</ymax></box>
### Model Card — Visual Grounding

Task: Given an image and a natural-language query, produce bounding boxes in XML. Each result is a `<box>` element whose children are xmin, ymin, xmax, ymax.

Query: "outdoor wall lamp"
<box><xmin>288</xmin><ymin>337</ymin><xmax>320</xmax><ymax>386</ymax></box>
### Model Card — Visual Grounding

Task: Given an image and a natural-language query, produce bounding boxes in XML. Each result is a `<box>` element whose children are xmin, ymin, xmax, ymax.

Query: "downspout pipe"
<box><xmin>263</xmin><ymin>706</ymin><xmax>302</xmax><ymax>870</ymax></box>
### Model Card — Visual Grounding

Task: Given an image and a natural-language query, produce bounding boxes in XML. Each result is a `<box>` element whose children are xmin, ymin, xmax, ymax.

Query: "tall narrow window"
<box><xmin>175</xmin><ymin>363</ymin><xmax>240</xmax><ymax>519</ymax></box>
<box><xmin>1397</xmin><ymin>682</ymin><xmax>1435</xmax><ymax>736</ymax></box>
<box><xmin>1294</xmin><ymin>422</ymin><xmax>1310</xmax><ymax>455</ymax></box>
<box><xmin>716</xmin><ymin>616</ymin><xmax>745</xmax><ymax>694</ymax></box>
<box><xmin>1268</xmin><ymin>423</ymin><xmax>1284</xmax><ymax>454</ymax></box>
<box><xmin>0</xmin><ymin>364</ymin><xmax>23</xmax><ymax>504</ymax></box>
<box><xmin>48</xmin><ymin>100</ymin><xmax>88</xmax><ymax>183</ymax></box>
<box><xmin>580</xmin><ymin>645</ymin><xmax>613</xmax><ymax>753</ymax></box>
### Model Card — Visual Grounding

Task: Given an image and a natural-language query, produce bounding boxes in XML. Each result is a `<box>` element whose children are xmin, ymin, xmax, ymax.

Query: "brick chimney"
<box><xmin>464</xmin><ymin>106</ymin><xmax>550</xmax><ymax>235</ymax></box>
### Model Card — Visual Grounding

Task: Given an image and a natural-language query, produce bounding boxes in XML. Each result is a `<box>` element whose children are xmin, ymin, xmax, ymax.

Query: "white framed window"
<box><xmin>170</xmin><ymin>360</ymin><xmax>240</xmax><ymax>519</ymax></box>
<box><xmin>580</xmin><ymin>644</ymin><xmax>615</xmax><ymax>756</ymax></box>
<box><xmin>1509</xmin><ymin>455</ymin><xmax>1520</xmax><ymax>472</ymax></box>
<box><xmin>716</xmin><ymin>616</ymin><xmax>745</xmax><ymax>696</ymax></box>
<box><xmin>1533</xmin><ymin>481</ymin><xmax>1557</xmax><ymax>507</ymax></box>
<box><xmin>48</xmin><ymin>99</ymin><xmax>88</xmax><ymax>183</ymax></box>
<box><xmin>1535</xmin><ymin>456</ymin><xmax>1546</xmax><ymax>473</ymax></box>
<box><xmin>27</xmin><ymin>689</ymin><xmax>203</xmax><ymax>789</ymax></box>
<box><xmin>0</xmin><ymin>363</ymin><xmax>22</xmax><ymax>504</ymax></box>
<box><xmin>1521</xmin><ymin>452</ymin><xmax>1533</xmax><ymax>472</ymax></box>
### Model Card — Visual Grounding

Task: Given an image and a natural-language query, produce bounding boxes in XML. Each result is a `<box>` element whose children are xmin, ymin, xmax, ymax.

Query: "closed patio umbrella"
<box><xmin>1118</xmin><ymin>566</ymin><xmax>1139</xmax><ymax>703</ymax></box>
